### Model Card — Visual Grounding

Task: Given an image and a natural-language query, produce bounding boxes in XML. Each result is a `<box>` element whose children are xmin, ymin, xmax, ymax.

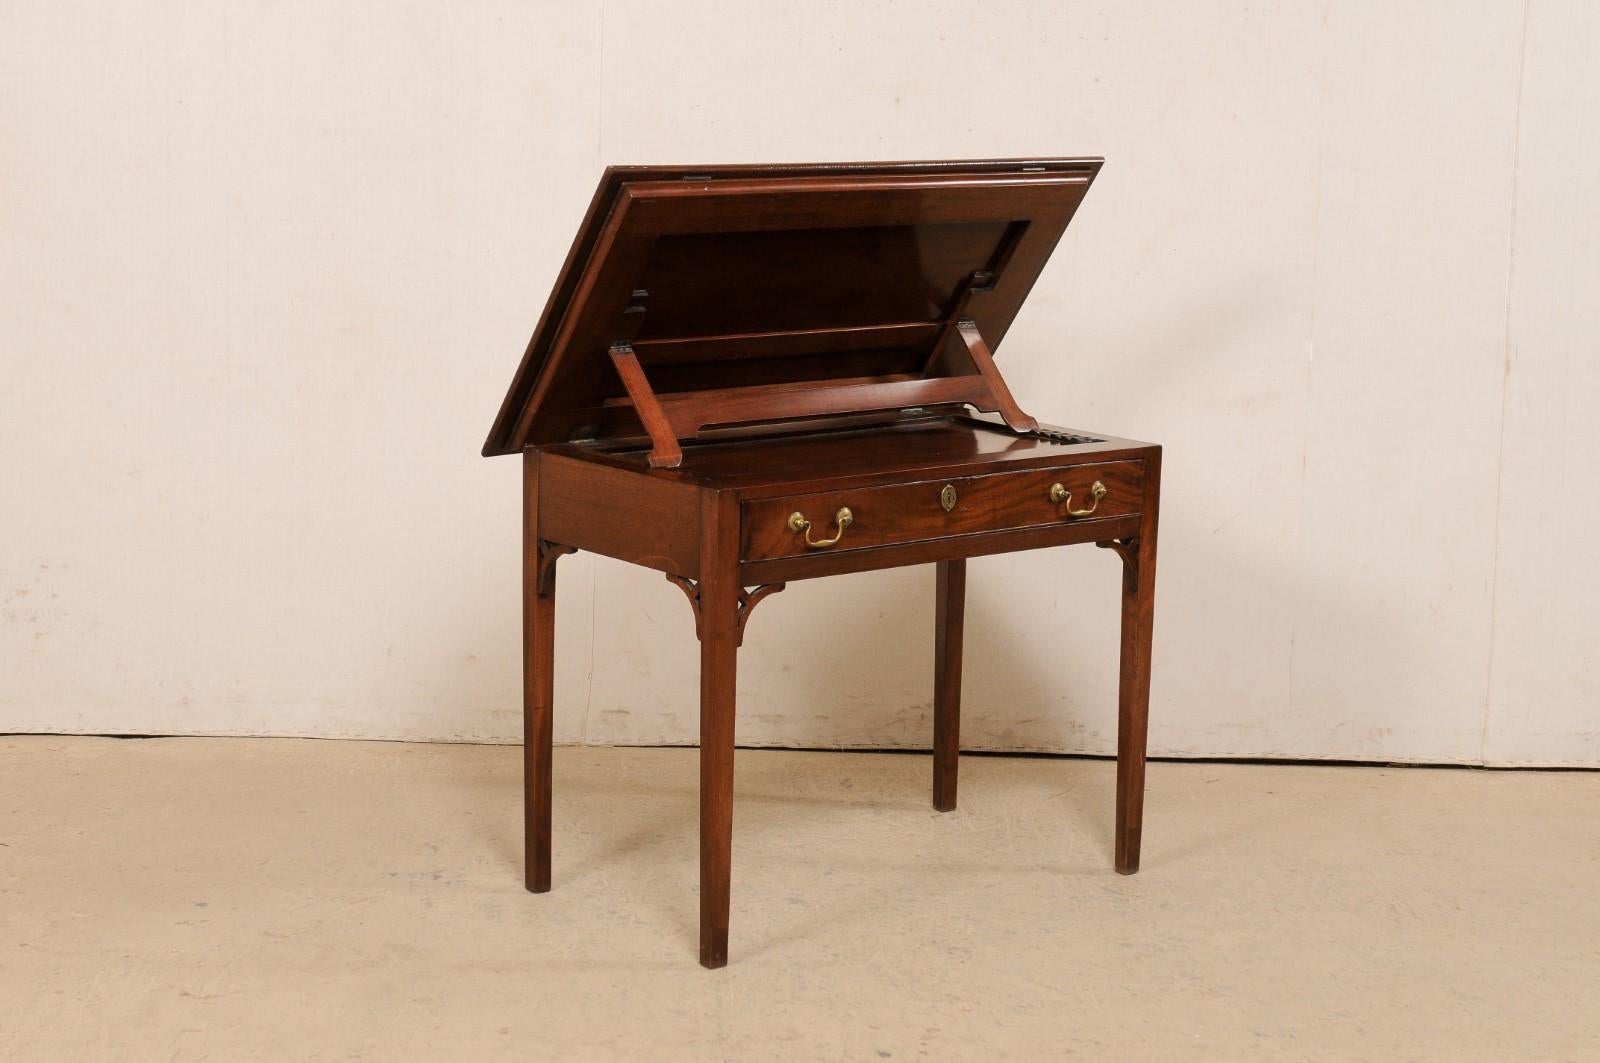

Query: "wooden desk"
<box><xmin>484</xmin><ymin>159</ymin><xmax>1160</xmax><ymax>967</ymax></box>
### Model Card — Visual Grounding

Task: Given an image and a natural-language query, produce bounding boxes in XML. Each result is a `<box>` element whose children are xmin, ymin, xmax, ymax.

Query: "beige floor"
<box><xmin>1</xmin><ymin>738</ymin><xmax>1597</xmax><ymax>1062</ymax></box>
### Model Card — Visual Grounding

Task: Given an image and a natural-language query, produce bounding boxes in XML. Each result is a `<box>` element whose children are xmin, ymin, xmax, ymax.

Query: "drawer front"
<box><xmin>741</xmin><ymin>460</ymin><xmax>1144</xmax><ymax>562</ymax></box>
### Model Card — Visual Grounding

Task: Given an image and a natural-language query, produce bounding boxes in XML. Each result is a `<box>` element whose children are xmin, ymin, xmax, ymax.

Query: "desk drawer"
<box><xmin>741</xmin><ymin>460</ymin><xmax>1143</xmax><ymax>562</ymax></box>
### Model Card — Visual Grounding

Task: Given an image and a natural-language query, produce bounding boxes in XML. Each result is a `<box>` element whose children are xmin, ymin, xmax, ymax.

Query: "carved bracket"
<box><xmin>735</xmin><ymin>584</ymin><xmax>786</xmax><ymax>645</ymax></box>
<box><xmin>956</xmin><ymin>318</ymin><xmax>1039</xmax><ymax>434</ymax></box>
<box><xmin>535</xmin><ymin>541</ymin><xmax>576</xmax><ymax>597</ymax></box>
<box><xmin>1095</xmin><ymin>536</ymin><xmax>1139</xmax><ymax>592</ymax></box>
<box><xmin>665</xmin><ymin>574</ymin><xmax>787</xmax><ymax>646</ymax></box>
<box><xmin>665</xmin><ymin>574</ymin><xmax>702</xmax><ymax>638</ymax></box>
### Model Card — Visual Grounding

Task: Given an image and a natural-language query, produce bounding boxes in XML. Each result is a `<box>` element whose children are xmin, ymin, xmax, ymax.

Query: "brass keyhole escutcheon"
<box><xmin>1049</xmin><ymin>479</ymin><xmax>1107</xmax><ymax>518</ymax></box>
<box><xmin>940</xmin><ymin>484</ymin><xmax>957</xmax><ymax>512</ymax></box>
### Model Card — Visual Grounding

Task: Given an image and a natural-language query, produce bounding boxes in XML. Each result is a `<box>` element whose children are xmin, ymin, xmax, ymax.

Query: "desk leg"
<box><xmin>1115</xmin><ymin>499</ymin><xmax>1160</xmax><ymax>875</ymax></box>
<box><xmin>933</xmin><ymin>559</ymin><xmax>966</xmax><ymax>812</ymax></box>
<box><xmin>698</xmin><ymin>492</ymin><xmax>740</xmax><ymax>968</ymax></box>
<box><xmin>523</xmin><ymin>453</ymin><xmax>561</xmax><ymax>895</ymax></box>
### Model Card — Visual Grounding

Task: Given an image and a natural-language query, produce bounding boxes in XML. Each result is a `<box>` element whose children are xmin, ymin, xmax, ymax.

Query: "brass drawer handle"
<box><xmin>1049</xmin><ymin>480</ymin><xmax>1107</xmax><ymax>517</ymax></box>
<box><xmin>788</xmin><ymin>506</ymin><xmax>853</xmax><ymax>549</ymax></box>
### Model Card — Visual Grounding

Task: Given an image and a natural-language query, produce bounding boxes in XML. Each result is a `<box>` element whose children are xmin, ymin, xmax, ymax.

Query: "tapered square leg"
<box><xmin>698</xmin><ymin>491</ymin><xmax>741</xmax><ymax>968</ymax></box>
<box><xmin>525</xmin><ymin>583</ymin><xmax>556</xmax><ymax>892</ymax></box>
<box><xmin>699</xmin><ymin>606</ymin><xmax>737</xmax><ymax>967</ymax></box>
<box><xmin>933</xmin><ymin>559</ymin><xmax>966</xmax><ymax>812</ymax></box>
<box><xmin>523</xmin><ymin>451</ymin><xmax>559</xmax><ymax>894</ymax></box>
<box><xmin>1115</xmin><ymin>457</ymin><xmax>1160</xmax><ymax>874</ymax></box>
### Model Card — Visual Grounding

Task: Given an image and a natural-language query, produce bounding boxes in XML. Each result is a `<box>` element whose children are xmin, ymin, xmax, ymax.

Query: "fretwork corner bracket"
<box><xmin>535</xmin><ymin>541</ymin><xmax>576</xmax><ymax>596</ymax></box>
<box><xmin>1095</xmin><ymin>536</ymin><xmax>1140</xmax><ymax>591</ymax></box>
<box><xmin>666</xmin><ymin>574</ymin><xmax>786</xmax><ymax>646</ymax></box>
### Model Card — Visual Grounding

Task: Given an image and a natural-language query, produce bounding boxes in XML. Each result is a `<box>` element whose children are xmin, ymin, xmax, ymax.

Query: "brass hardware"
<box><xmin>1049</xmin><ymin>479</ymin><xmax>1107</xmax><ymax>517</ymax></box>
<box><xmin>939</xmin><ymin>484</ymin><xmax>957</xmax><ymax>512</ymax></box>
<box><xmin>787</xmin><ymin>506</ymin><xmax>853</xmax><ymax>549</ymax></box>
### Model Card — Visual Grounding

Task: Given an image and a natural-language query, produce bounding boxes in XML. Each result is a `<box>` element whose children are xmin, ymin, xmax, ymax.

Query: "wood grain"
<box><xmin>741</xmin><ymin>460</ymin><xmax>1144</xmax><ymax>562</ymax></box>
<box><xmin>697</xmin><ymin>489</ymin><xmax>741</xmax><ymax>969</ymax></box>
<box><xmin>538</xmin><ymin>451</ymin><xmax>700</xmax><ymax>577</ymax></box>
<box><xmin>933</xmin><ymin>559</ymin><xmax>966</xmax><ymax>812</ymax></box>
<box><xmin>1114</xmin><ymin>447</ymin><xmax>1160</xmax><ymax>874</ymax></box>
<box><xmin>522</xmin><ymin>450</ymin><xmax>558</xmax><ymax>894</ymax></box>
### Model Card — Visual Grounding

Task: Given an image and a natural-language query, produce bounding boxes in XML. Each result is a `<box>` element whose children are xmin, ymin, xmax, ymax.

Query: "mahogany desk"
<box><xmin>483</xmin><ymin>158</ymin><xmax>1160</xmax><ymax>968</ymax></box>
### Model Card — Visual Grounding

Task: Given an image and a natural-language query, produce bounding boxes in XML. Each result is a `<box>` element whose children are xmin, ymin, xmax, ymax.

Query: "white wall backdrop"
<box><xmin>3</xmin><ymin>0</ymin><xmax>1596</xmax><ymax>765</ymax></box>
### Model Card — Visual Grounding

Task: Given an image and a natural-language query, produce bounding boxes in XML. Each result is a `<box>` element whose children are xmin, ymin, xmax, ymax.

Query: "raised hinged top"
<box><xmin>482</xmin><ymin>157</ymin><xmax>1103</xmax><ymax>462</ymax></box>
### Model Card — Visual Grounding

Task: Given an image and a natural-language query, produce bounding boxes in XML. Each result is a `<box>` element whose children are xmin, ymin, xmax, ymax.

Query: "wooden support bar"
<box><xmin>606</xmin><ymin>337</ymin><xmax>1027</xmax><ymax>460</ymax></box>
<box><xmin>608</xmin><ymin>344</ymin><xmax>683</xmax><ymax>468</ymax></box>
<box><xmin>955</xmin><ymin>319</ymin><xmax>1039</xmax><ymax>433</ymax></box>
<box><xmin>632</xmin><ymin>321</ymin><xmax>941</xmax><ymax>366</ymax></box>
<box><xmin>652</xmin><ymin>373</ymin><xmax>1002</xmax><ymax>437</ymax></box>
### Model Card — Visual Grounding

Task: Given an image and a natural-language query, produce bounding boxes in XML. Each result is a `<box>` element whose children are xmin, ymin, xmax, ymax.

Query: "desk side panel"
<box><xmin>536</xmin><ymin>450</ymin><xmax>702</xmax><ymax>578</ymax></box>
